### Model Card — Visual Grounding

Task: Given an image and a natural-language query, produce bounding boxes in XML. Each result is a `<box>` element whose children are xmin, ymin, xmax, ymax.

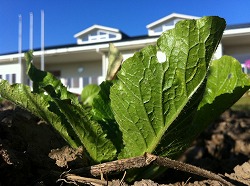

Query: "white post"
<box><xmin>29</xmin><ymin>12</ymin><xmax>33</xmax><ymax>51</ymax></box>
<box><xmin>41</xmin><ymin>10</ymin><xmax>45</xmax><ymax>70</ymax></box>
<box><xmin>18</xmin><ymin>14</ymin><xmax>23</xmax><ymax>83</ymax></box>
<box><xmin>29</xmin><ymin>12</ymin><xmax>34</xmax><ymax>87</ymax></box>
<box><xmin>79</xmin><ymin>77</ymin><xmax>83</xmax><ymax>89</ymax></box>
<box><xmin>18</xmin><ymin>15</ymin><xmax>22</xmax><ymax>63</ymax></box>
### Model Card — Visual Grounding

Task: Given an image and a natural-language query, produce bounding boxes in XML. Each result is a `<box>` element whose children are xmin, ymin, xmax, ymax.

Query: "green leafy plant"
<box><xmin>0</xmin><ymin>16</ymin><xmax>250</xmax><ymax>180</ymax></box>
<box><xmin>81</xmin><ymin>84</ymin><xmax>100</xmax><ymax>105</ymax></box>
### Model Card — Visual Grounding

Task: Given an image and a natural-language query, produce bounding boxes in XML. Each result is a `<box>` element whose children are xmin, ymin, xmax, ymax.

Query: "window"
<box><xmin>109</xmin><ymin>34</ymin><xmax>116</xmax><ymax>38</ymax></box>
<box><xmin>152</xmin><ymin>19</ymin><xmax>183</xmax><ymax>35</ymax></box>
<box><xmin>12</xmin><ymin>74</ymin><xmax>16</xmax><ymax>83</ymax></box>
<box><xmin>83</xmin><ymin>77</ymin><xmax>90</xmax><ymax>86</ymax></box>
<box><xmin>164</xmin><ymin>20</ymin><xmax>175</xmax><ymax>27</ymax></box>
<box><xmin>73</xmin><ymin>78</ymin><xmax>79</xmax><ymax>88</ymax></box>
<box><xmin>27</xmin><ymin>78</ymin><xmax>31</xmax><ymax>86</ymax></box>
<box><xmin>90</xmin><ymin>31</ymin><xmax>97</xmax><ymax>36</ymax></box>
<box><xmin>49</xmin><ymin>70</ymin><xmax>61</xmax><ymax>78</ymax></box>
<box><xmin>99</xmin><ymin>31</ymin><xmax>106</xmax><ymax>35</ymax></box>
<box><xmin>5</xmin><ymin>74</ymin><xmax>10</xmax><ymax>81</ymax></box>
<box><xmin>5</xmin><ymin>74</ymin><xmax>16</xmax><ymax>84</ymax></box>
<box><xmin>82</xmin><ymin>36</ymin><xmax>88</xmax><ymax>41</ymax></box>
<box><xmin>82</xmin><ymin>30</ymin><xmax>118</xmax><ymax>42</ymax></box>
<box><xmin>66</xmin><ymin>77</ymin><xmax>72</xmax><ymax>88</ymax></box>
<box><xmin>153</xmin><ymin>26</ymin><xmax>163</xmax><ymax>33</ymax></box>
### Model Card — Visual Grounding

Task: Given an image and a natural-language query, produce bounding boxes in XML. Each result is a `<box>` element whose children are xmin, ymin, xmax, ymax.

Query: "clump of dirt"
<box><xmin>157</xmin><ymin>109</ymin><xmax>250</xmax><ymax>185</ymax></box>
<box><xmin>0</xmin><ymin>100</ymin><xmax>250</xmax><ymax>185</ymax></box>
<box><xmin>0</xmin><ymin>101</ymin><xmax>68</xmax><ymax>185</ymax></box>
<box><xmin>186</xmin><ymin>109</ymin><xmax>250</xmax><ymax>171</ymax></box>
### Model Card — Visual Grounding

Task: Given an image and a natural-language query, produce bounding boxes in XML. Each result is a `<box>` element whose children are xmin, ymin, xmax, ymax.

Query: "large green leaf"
<box><xmin>91</xmin><ymin>81</ymin><xmax>123</xmax><ymax>154</ymax></box>
<box><xmin>27</xmin><ymin>54</ymin><xmax>117</xmax><ymax>163</ymax></box>
<box><xmin>0</xmin><ymin>80</ymin><xmax>80</xmax><ymax>148</ymax></box>
<box><xmin>155</xmin><ymin>56</ymin><xmax>250</xmax><ymax>158</ymax></box>
<box><xmin>49</xmin><ymin>97</ymin><xmax>117</xmax><ymax>163</ymax></box>
<box><xmin>110</xmin><ymin>16</ymin><xmax>226</xmax><ymax>158</ymax></box>
<box><xmin>135</xmin><ymin>55</ymin><xmax>250</xmax><ymax>180</ymax></box>
<box><xmin>91</xmin><ymin>81</ymin><xmax>115</xmax><ymax>121</ymax></box>
<box><xmin>81</xmin><ymin>84</ymin><xmax>100</xmax><ymax>105</ymax></box>
<box><xmin>25</xmin><ymin>51</ymin><xmax>79</xmax><ymax>105</ymax></box>
<box><xmin>0</xmin><ymin>52</ymin><xmax>117</xmax><ymax>163</ymax></box>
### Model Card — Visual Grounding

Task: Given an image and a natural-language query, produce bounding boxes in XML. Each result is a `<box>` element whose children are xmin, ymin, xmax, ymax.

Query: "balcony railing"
<box><xmin>60</xmin><ymin>76</ymin><xmax>104</xmax><ymax>94</ymax></box>
<box><xmin>26</xmin><ymin>76</ymin><xmax>105</xmax><ymax>95</ymax></box>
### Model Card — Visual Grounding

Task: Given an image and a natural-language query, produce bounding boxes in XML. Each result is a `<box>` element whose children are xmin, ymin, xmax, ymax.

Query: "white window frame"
<box><xmin>2</xmin><ymin>73</ymin><xmax>16</xmax><ymax>84</ymax></box>
<box><xmin>85</xmin><ymin>30</ymin><xmax>118</xmax><ymax>42</ymax></box>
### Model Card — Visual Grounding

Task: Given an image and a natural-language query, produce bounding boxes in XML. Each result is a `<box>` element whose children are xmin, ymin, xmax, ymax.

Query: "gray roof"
<box><xmin>226</xmin><ymin>23</ymin><xmax>250</xmax><ymax>30</ymax></box>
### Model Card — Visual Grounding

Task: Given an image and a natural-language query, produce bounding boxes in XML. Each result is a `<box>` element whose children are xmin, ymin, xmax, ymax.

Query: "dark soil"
<box><xmin>0</xmin><ymin>100</ymin><xmax>250</xmax><ymax>186</ymax></box>
<box><xmin>156</xmin><ymin>108</ymin><xmax>250</xmax><ymax>185</ymax></box>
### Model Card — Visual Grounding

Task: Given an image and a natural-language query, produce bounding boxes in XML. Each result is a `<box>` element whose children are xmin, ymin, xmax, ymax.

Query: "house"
<box><xmin>0</xmin><ymin>13</ymin><xmax>250</xmax><ymax>94</ymax></box>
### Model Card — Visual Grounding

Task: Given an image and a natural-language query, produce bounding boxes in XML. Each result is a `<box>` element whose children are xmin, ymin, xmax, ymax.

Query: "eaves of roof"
<box><xmin>0</xmin><ymin>35</ymin><xmax>157</xmax><ymax>56</ymax></box>
<box><xmin>226</xmin><ymin>23</ymin><xmax>250</xmax><ymax>30</ymax></box>
<box><xmin>2</xmin><ymin>22</ymin><xmax>250</xmax><ymax>56</ymax></box>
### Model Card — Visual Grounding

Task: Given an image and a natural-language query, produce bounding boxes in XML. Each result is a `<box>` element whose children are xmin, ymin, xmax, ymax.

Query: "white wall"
<box><xmin>45</xmin><ymin>60</ymin><xmax>102</xmax><ymax>92</ymax></box>
<box><xmin>223</xmin><ymin>44</ymin><xmax>250</xmax><ymax>63</ymax></box>
<box><xmin>0</xmin><ymin>63</ymin><xmax>22</xmax><ymax>84</ymax></box>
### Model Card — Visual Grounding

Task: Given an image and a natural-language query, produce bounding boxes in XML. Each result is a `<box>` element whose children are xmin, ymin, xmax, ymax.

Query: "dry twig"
<box><xmin>60</xmin><ymin>153</ymin><xmax>233</xmax><ymax>186</ymax></box>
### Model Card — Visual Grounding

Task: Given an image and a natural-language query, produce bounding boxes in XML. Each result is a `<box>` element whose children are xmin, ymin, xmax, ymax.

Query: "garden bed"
<box><xmin>0</xmin><ymin>100</ymin><xmax>250</xmax><ymax>185</ymax></box>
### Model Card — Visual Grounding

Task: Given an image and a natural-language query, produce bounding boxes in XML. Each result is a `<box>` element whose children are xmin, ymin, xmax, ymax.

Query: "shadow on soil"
<box><xmin>0</xmin><ymin>101</ymin><xmax>250</xmax><ymax>185</ymax></box>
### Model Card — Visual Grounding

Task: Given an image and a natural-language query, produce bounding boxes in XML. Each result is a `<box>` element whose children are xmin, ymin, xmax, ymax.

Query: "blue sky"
<box><xmin>1</xmin><ymin>0</ymin><xmax>250</xmax><ymax>54</ymax></box>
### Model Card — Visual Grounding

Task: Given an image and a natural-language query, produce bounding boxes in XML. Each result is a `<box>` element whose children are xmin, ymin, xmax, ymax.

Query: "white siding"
<box><xmin>0</xmin><ymin>63</ymin><xmax>22</xmax><ymax>84</ymax></box>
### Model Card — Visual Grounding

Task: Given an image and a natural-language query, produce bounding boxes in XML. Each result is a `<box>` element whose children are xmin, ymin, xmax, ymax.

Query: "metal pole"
<box><xmin>29</xmin><ymin>12</ymin><xmax>33</xmax><ymax>51</ymax></box>
<box><xmin>41</xmin><ymin>10</ymin><xmax>44</xmax><ymax>70</ymax></box>
<box><xmin>29</xmin><ymin>12</ymin><xmax>34</xmax><ymax>87</ymax></box>
<box><xmin>18</xmin><ymin>14</ymin><xmax>23</xmax><ymax>83</ymax></box>
<box><xmin>18</xmin><ymin>15</ymin><xmax>22</xmax><ymax>65</ymax></box>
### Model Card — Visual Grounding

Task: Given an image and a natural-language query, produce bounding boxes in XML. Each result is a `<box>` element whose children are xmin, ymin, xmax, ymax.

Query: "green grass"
<box><xmin>231</xmin><ymin>92</ymin><xmax>250</xmax><ymax>112</ymax></box>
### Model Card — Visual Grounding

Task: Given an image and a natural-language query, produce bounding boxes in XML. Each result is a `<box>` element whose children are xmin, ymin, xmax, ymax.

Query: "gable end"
<box><xmin>74</xmin><ymin>25</ymin><xmax>124</xmax><ymax>44</ymax></box>
<box><xmin>147</xmin><ymin>13</ymin><xmax>200</xmax><ymax>36</ymax></box>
